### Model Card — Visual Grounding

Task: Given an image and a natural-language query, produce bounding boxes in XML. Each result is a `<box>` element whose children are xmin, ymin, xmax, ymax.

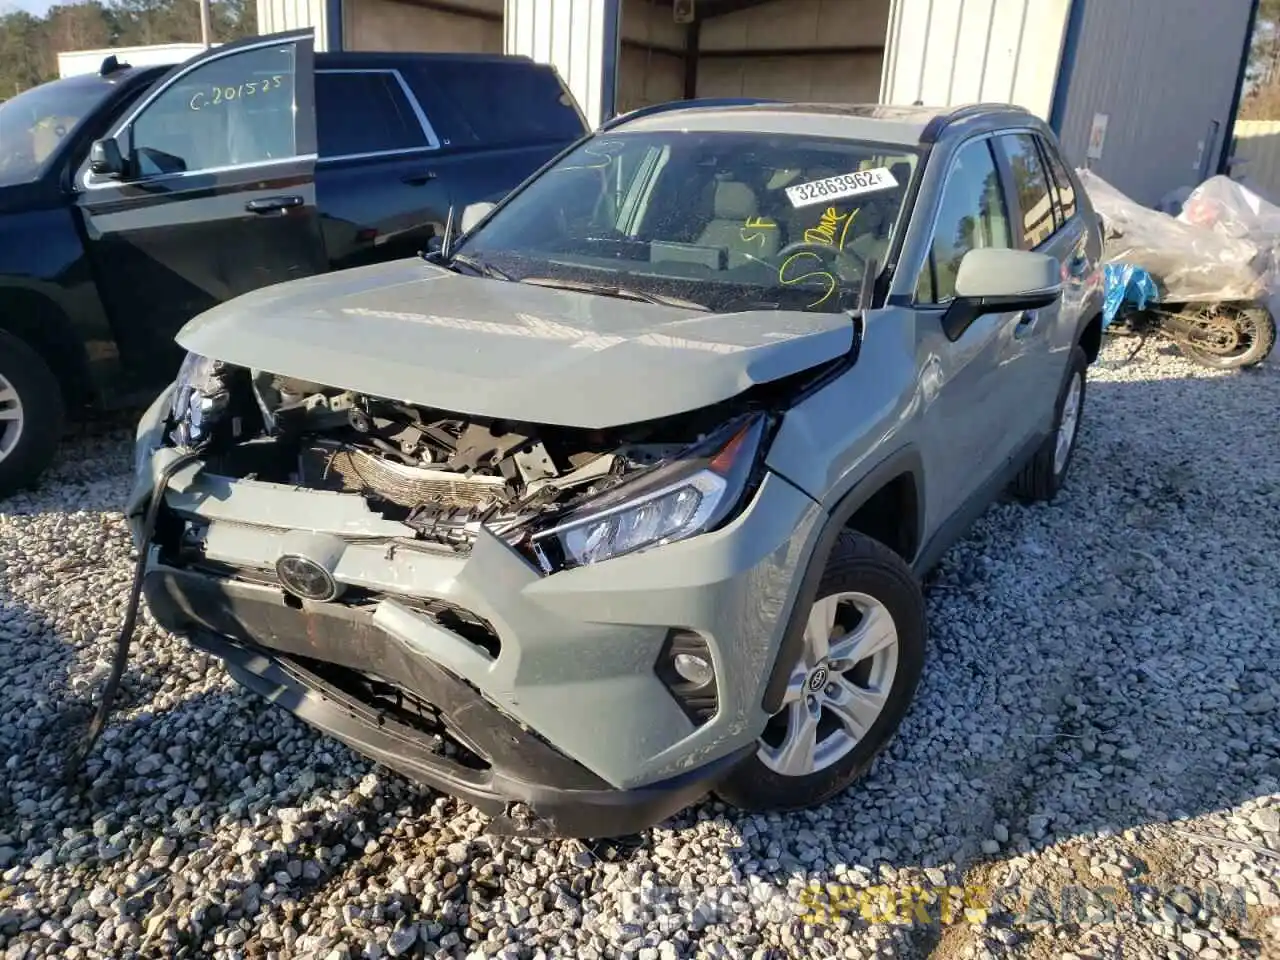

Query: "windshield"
<box><xmin>0</xmin><ymin>78</ymin><xmax>116</xmax><ymax>185</ymax></box>
<box><xmin>456</xmin><ymin>130</ymin><xmax>920</xmax><ymax>313</ymax></box>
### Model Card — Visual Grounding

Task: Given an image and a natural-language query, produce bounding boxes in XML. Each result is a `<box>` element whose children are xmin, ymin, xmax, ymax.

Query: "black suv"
<box><xmin>0</xmin><ymin>29</ymin><xmax>588</xmax><ymax>494</ymax></box>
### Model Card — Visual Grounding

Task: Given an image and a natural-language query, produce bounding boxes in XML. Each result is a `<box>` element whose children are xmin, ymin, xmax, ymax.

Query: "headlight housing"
<box><xmin>527</xmin><ymin>412</ymin><xmax>768</xmax><ymax>573</ymax></box>
<box><xmin>168</xmin><ymin>352</ymin><xmax>234</xmax><ymax>450</ymax></box>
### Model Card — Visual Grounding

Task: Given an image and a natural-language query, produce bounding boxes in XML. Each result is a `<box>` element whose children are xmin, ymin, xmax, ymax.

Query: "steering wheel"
<box><xmin>776</xmin><ymin>240</ymin><xmax>868</xmax><ymax>274</ymax></box>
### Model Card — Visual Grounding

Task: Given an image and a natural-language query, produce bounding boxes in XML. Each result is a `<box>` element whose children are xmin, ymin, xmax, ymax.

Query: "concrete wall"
<box><xmin>1054</xmin><ymin>0</ymin><xmax>1254</xmax><ymax>206</ymax></box>
<box><xmin>345</xmin><ymin>0</ymin><xmax>502</xmax><ymax>52</ymax></box>
<box><xmin>696</xmin><ymin>0</ymin><xmax>887</xmax><ymax>102</ymax></box>
<box><xmin>880</xmin><ymin>0</ymin><xmax>1071</xmax><ymax>117</ymax></box>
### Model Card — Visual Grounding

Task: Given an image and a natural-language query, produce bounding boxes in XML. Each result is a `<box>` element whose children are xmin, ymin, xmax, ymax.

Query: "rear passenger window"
<box><xmin>997</xmin><ymin>133</ymin><xmax>1056</xmax><ymax>248</ymax></box>
<box><xmin>1042</xmin><ymin>140</ymin><xmax>1078</xmax><ymax>221</ymax></box>
<box><xmin>315</xmin><ymin>71</ymin><xmax>433</xmax><ymax>159</ymax></box>
<box><xmin>414</xmin><ymin>61</ymin><xmax>586</xmax><ymax>146</ymax></box>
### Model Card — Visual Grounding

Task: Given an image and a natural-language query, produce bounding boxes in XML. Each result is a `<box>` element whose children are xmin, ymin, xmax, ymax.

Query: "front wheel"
<box><xmin>1176</xmin><ymin>304</ymin><xmax>1276</xmax><ymax>370</ymax></box>
<box><xmin>715</xmin><ymin>532</ymin><xmax>926</xmax><ymax>812</ymax></box>
<box><xmin>0</xmin><ymin>330</ymin><xmax>65</xmax><ymax>498</ymax></box>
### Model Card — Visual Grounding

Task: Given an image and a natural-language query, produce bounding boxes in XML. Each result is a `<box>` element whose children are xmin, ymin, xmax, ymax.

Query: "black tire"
<box><xmin>1178</xmin><ymin>305</ymin><xmax>1277</xmax><ymax>370</ymax></box>
<box><xmin>0</xmin><ymin>330</ymin><xmax>65</xmax><ymax>498</ymax></box>
<box><xmin>1010</xmin><ymin>344</ymin><xmax>1088</xmax><ymax>503</ymax></box>
<box><xmin>715</xmin><ymin>532</ymin><xmax>926</xmax><ymax>813</ymax></box>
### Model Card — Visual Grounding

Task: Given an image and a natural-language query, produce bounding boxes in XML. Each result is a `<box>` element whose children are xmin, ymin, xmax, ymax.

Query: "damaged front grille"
<box><xmin>300</xmin><ymin>439</ymin><xmax>509</xmax><ymax>509</ymax></box>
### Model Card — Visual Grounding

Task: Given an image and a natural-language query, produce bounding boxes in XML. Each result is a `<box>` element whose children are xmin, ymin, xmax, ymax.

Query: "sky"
<box><xmin>1</xmin><ymin>0</ymin><xmax>58</xmax><ymax>15</ymax></box>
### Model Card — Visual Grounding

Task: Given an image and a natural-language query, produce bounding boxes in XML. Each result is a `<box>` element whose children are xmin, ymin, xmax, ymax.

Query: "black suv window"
<box><xmin>413</xmin><ymin>61</ymin><xmax>585</xmax><ymax>147</ymax></box>
<box><xmin>315</xmin><ymin>70</ymin><xmax>433</xmax><ymax>159</ymax></box>
<box><xmin>916</xmin><ymin>138</ymin><xmax>1012</xmax><ymax>304</ymax></box>
<box><xmin>996</xmin><ymin>133</ymin><xmax>1056</xmax><ymax>249</ymax></box>
<box><xmin>1041</xmin><ymin>137</ymin><xmax>1078</xmax><ymax>222</ymax></box>
<box><xmin>128</xmin><ymin>42</ymin><xmax>299</xmax><ymax>176</ymax></box>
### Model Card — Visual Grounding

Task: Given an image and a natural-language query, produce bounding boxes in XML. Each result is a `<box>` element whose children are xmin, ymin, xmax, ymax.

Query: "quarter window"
<box><xmin>129</xmin><ymin>43</ymin><xmax>299</xmax><ymax>176</ymax></box>
<box><xmin>916</xmin><ymin>138</ymin><xmax>1012</xmax><ymax>304</ymax></box>
<box><xmin>315</xmin><ymin>71</ymin><xmax>432</xmax><ymax>158</ymax></box>
<box><xmin>1042</xmin><ymin>138</ymin><xmax>1078</xmax><ymax>221</ymax></box>
<box><xmin>997</xmin><ymin>133</ymin><xmax>1056</xmax><ymax>248</ymax></box>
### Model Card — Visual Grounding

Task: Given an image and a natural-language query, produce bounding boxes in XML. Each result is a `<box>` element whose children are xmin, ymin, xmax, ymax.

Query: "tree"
<box><xmin>0</xmin><ymin>0</ymin><xmax>258</xmax><ymax>98</ymax></box>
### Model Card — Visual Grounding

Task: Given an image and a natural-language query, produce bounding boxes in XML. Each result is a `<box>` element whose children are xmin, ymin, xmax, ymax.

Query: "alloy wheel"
<box><xmin>1054</xmin><ymin>371</ymin><xmax>1083</xmax><ymax>476</ymax></box>
<box><xmin>757</xmin><ymin>591</ymin><xmax>900</xmax><ymax>777</ymax></box>
<box><xmin>0</xmin><ymin>373</ymin><xmax>23</xmax><ymax>465</ymax></box>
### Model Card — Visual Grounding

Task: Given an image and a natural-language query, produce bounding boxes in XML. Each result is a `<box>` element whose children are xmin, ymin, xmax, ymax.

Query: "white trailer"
<box><xmin>56</xmin><ymin>43</ymin><xmax>217</xmax><ymax>78</ymax></box>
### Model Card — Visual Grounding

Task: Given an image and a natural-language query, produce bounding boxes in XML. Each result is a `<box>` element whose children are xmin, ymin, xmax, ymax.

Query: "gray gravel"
<box><xmin>1</xmin><ymin>338</ymin><xmax>1278</xmax><ymax>960</ymax></box>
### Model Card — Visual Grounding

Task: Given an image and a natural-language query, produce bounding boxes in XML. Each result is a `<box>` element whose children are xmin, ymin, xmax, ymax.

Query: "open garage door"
<box><xmin>619</xmin><ymin>0</ymin><xmax>888</xmax><ymax>113</ymax></box>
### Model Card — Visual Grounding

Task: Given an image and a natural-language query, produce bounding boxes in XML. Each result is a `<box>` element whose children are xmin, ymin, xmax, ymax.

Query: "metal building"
<box><xmin>257</xmin><ymin>0</ymin><xmax>1259</xmax><ymax>205</ymax></box>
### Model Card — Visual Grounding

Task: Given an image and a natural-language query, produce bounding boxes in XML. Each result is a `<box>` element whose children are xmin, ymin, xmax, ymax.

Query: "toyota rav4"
<box><xmin>125</xmin><ymin>99</ymin><xmax>1104</xmax><ymax>837</ymax></box>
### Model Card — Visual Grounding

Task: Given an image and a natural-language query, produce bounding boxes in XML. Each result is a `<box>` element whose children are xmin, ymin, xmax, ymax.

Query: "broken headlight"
<box><xmin>528</xmin><ymin>413</ymin><xmax>767</xmax><ymax>572</ymax></box>
<box><xmin>168</xmin><ymin>352</ymin><xmax>234</xmax><ymax>450</ymax></box>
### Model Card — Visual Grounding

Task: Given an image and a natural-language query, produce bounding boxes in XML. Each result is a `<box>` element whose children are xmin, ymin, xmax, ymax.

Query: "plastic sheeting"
<box><xmin>1102</xmin><ymin>263</ymin><xmax>1159</xmax><ymax>329</ymax></box>
<box><xmin>1078</xmin><ymin>169</ymin><xmax>1275</xmax><ymax>304</ymax></box>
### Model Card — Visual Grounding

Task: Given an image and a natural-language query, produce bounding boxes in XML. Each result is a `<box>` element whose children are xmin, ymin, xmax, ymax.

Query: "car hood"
<box><xmin>178</xmin><ymin>258</ymin><xmax>854</xmax><ymax>427</ymax></box>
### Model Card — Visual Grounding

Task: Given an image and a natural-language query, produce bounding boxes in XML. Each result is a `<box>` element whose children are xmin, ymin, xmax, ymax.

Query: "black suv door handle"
<box><xmin>245</xmin><ymin>195</ymin><xmax>304</xmax><ymax>214</ymax></box>
<box><xmin>401</xmin><ymin>170</ymin><xmax>438</xmax><ymax>186</ymax></box>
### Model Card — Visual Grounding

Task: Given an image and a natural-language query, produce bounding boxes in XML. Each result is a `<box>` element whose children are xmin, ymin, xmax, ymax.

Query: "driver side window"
<box><xmin>915</xmin><ymin>138</ymin><xmax>1011</xmax><ymax>304</ymax></box>
<box><xmin>129</xmin><ymin>43</ymin><xmax>300</xmax><ymax>177</ymax></box>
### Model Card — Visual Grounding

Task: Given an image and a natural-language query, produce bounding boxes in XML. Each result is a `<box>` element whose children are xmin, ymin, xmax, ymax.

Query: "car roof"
<box><xmin>607</xmin><ymin>101</ymin><xmax>1040</xmax><ymax>147</ymax></box>
<box><xmin>315</xmin><ymin>51</ymin><xmax>541</xmax><ymax>69</ymax></box>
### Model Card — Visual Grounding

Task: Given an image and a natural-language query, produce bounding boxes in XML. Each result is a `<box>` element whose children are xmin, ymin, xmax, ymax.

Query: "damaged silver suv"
<box><xmin>123</xmin><ymin>100</ymin><xmax>1104</xmax><ymax>837</ymax></box>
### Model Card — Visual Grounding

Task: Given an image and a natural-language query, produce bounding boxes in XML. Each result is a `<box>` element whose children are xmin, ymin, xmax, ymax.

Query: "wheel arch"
<box><xmin>0</xmin><ymin>284</ymin><xmax>95</xmax><ymax>409</ymax></box>
<box><xmin>1077</xmin><ymin>309</ymin><xmax>1104</xmax><ymax>364</ymax></box>
<box><xmin>761</xmin><ymin>446</ymin><xmax>926</xmax><ymax>714</ymax></box>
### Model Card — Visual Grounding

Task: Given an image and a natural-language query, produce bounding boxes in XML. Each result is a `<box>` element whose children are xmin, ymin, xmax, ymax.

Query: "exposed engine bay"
<box><xmin>202</xmin><ymin>370</ymin><xmax>751</xmax><ymax>553</ymax></box>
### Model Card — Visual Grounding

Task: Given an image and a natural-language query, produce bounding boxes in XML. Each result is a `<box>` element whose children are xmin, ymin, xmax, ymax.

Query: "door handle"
<box><xmin>245</xmin><ymin>195</ymin><xmax>304</xmax><ymax>214</ymax></box>
<box><xmin>401</xmin><ymin>170</ymin><xmax>438</xmax><ymax>186</ymax></box>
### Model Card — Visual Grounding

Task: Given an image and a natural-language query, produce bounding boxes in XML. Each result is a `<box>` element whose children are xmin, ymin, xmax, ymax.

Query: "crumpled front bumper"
<box><xmin>128</xmin><ymin>388</ymin><xmax>823</xmax><ymax>831</ymax></box>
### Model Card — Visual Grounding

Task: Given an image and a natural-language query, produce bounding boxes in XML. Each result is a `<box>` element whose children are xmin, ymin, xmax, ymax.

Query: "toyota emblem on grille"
<box><xmin>276</xmin><ymin>554</ymin><xmax>341</xmax><ymax>602</ymax></box>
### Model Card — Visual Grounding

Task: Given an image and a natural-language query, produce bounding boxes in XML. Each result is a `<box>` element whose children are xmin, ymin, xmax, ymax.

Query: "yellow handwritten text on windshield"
<box><xmin>804</xmin><ymin>207</ymin><xmax>857</xmax><ymax>249</ymax></box>
<box><xmin>189</xmin><ymin>75</ymin><xmax>285</xmax><ymax>111</ymax></box>
<box><xmin>778</xmin><ymin>252</ymin><xmax>837</xmax><ymax>309</ymax></box>
<box><xmin>740</xmin><ymin>216</ymin><xmax>777</xmax><ymax>248</ymax></box>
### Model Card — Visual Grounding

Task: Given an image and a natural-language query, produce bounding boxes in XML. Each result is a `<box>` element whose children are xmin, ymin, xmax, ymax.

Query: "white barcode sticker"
<box><xmin>785</xmin><ymin>167</ymin><xmax>899</xmax><ymax>208</ymax></box>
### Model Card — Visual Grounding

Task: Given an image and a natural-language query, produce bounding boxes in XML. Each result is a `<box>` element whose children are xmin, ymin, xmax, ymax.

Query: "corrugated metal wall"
<box><xmin>258</xmin><ymin>0</ymin><xmax>331</xmax><ymax>49</ymax></box>
<box><xmin>880</xmin><ymin>0</ymin><xmax>1071</xmax><ymax>118</ymax></box>
<box><xmin>504</xmin><ymin>0</ymin><xmax>620</xmax><ymax>128</ymax></box>
<box><xmin>1054</xmin><ymin>0</ymin><xmax>1254</xmax><ymax>206</ymax></box>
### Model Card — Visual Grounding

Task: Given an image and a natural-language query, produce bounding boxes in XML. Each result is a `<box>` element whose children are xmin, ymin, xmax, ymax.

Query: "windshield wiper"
<box><xmin>445</xmin><ymin>253</ymin><xmax>513</xmax><ymax>281</ymax></box>
<box><xmin>520</xmin><ymin>276</ymin><xmax>708</xmax><ymax>311</ymax></box>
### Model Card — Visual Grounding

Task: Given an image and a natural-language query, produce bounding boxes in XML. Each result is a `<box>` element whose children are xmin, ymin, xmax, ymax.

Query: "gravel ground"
<box><xmin>1</xmin><ymin>337</ymin><xmax>1278</xmax><ymax>960</ymax></box>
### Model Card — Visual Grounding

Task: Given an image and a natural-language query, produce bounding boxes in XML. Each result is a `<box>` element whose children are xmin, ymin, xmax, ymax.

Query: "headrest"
<box><xmin>713</xmin><ymin>181</ymin><xmax>758</xmax><ymax>220</ymax></box>
<box><xmin>890</xmin><ymin>161</ymin><xmax>911</xmax><ymax>186</ymax></box>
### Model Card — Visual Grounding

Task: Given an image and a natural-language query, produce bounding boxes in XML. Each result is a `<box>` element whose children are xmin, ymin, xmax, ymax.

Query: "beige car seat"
<box><xmin>696</xmin><ymin>181</ymin><xmax>780</xmax><ymax>268</ymax></box>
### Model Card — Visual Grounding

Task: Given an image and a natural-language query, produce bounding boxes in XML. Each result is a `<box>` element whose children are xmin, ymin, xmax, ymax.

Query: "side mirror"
<box><xmin>460</xmin><ymin>201</ymin><xmax>496</xmax><ymax>234</ymax></box>
<box><xmin>943</xmin><ymin>248</ymin><xmax>1062</xmax><ymax>340</ymax></box>
<box><xmin>89</xmin><ymin>137</ymin><xmax>126</xmax><ymax>178</ymax></box>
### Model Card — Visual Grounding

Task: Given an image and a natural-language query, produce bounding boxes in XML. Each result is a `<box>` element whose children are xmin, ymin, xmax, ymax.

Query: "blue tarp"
<box><xmin>1102</xmin><ymin>263</ymin><xmax>1159</xmax><ymax>329</ymax></box>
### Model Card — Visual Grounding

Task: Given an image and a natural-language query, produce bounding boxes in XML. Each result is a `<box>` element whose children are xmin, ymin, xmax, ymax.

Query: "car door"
<box><xmin>910</xmin><ymin>136</ymin><xmax>1041</xmax><ymax>526</ymax></box>
<box><xmin>992</xmin><ymin>131</ymin><xmax>1078</xmax><ymax>435</ymax></box>
<box><xmin>73</xmin><ymin>30</ymin><xmax>325</xmax><ymax>388</ymax></box>
<box><xmin>311</xmin><ymin>65</ymin><xmax>454</xmax><ymax>271</ymax></box>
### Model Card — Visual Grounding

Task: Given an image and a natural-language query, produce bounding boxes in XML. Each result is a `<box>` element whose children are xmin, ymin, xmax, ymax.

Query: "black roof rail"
<box><xmin>919</xmin><ymin>101</ymin><xmax>1034</xmax><ymax>144</ymax></box>
<box><xmin>599</xmin><ymin>97</ymin><xmax>779</xmax><ymax>132</ymax></box>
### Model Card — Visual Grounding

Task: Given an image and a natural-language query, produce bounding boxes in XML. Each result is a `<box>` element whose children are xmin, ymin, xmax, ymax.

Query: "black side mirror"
<box><xmin>89</xmin><ymin>137</ymin><xmax>126</xmax><ymax>179</ymax></box>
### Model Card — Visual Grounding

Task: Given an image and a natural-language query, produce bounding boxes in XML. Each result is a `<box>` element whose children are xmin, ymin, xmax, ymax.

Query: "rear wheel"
<box><xmin>716</xmin><ymin>532</ymin><xmax>926</xmax><ymax>812</ymax></box>
<box><xmin>0</xmin><ymin>330</ymin><xmax>64</xmax><ymax>498</ymax></box>
<box><xmin>1177</xmin><ymin>304</ymin><xmax>1276</xmax><ymax>370</ymax></box>
<box><xmin>1010</xmin><ymin>344</ymin><xmax>1088</xmax><ymax>503</ymax></box>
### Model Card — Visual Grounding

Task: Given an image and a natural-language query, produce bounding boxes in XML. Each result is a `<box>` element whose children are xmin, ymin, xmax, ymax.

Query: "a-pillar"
<box><xmin>504</xmin><ymin>0</ymin><xmax>621</xmax><ymax>129</ymax></box>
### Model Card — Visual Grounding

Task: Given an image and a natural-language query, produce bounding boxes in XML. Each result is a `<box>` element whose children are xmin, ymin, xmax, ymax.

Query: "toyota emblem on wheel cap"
<box><xmin>276</xmin><ymin>554</ymin><xmax>342</xmax><ymax>602</ymax></box>
<box><xmin>808</xmin><ymin>667</ymin><xmax>829</xmax><ymax>691</ymax></box>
